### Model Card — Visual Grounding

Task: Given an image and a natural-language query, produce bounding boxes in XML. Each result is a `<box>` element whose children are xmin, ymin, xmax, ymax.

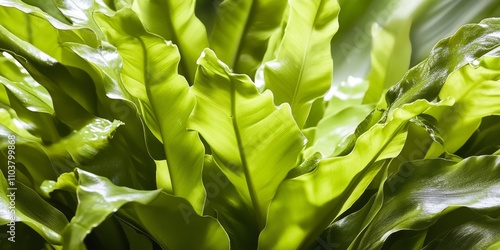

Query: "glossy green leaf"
<box><xmin>0</xmin><ymin>53</ymin><xmax>53</xmax><ymax>114</ymax></box>
<box><xmin>189</xmin><ymin>48</ymin><xmax>305</xmax><ymax>228</ymax></box>
<box><xmin>133</xmin><ymin>0</ymin><xmax>208</xmax><ymax>83</ymax></box>
<box><xmin>0</xmin><ymin>52</ymin><xmax>61</xmax><ymax>142</ymax></box>
<box><xmin>108</xmin><ymin>0</ymin><xmax>133</xmax><ymax>10</ymax></box>
<box><xmin>47</xmin><ymin>118</ymin><xmax>122</xmax><ymax>165</ymax></box>
<box><xmin>209</xmin><ymin>0</ymin><xmax>288</xmax><ymax>77</ymax></box>
<box><xmin>319</xmin><ymin>125</ymin><xmax>431</xmax><ymax>249</ymax></box>
<box><xmin>0</xmin><ymin>108</ymin><xmax>42</xmax><ymax>148</ymax></box>
<box><xmin>0</xmin><ymin>76</ymin><xmax>57</xmax><ymax>138</ymax></box>
<box><xmin>352</xmin><ymin>156</ymin><xmax>500</xmax><ymax>249</ymax></box>
<box><xmin>42</xmin><ymin>168</ymin><xmax>229</xmax><ymax>250</ymax></box>
<box><xmin>255</xmin><ymin>5</ymin><xmax>289</xmax><ymax>68</ymax></box>
<box><xmin>315</xmin><ymin>193</ymin><xmax>378</xmax><ymax>249</ymax></box>
<box><xmin>154</xmin><ymin>159</ymin><xmax>172</xmax><ymax>193</ymax></box>
<box><xmin>0</xmin><ymin>223</ymin><xmax>52</xmax><ymax>249</ymax></box>
<box><xmin>332</xmin><ymin>0</ymin><xmax>500</xmax><ymax>90</ymax></box>
<box><xmin>3</xmin><ymin>0</ymin><xmax>500</xmax><ymax>248</ymax></box>
<box><xmin>93</xmin><ymin>10</ymin><xmax>158</xmax><ymax>132</ymax></box>
<box><xmin>303</xmin><ymin>97</ymin><xmax>326</xmax><ymax>129</ymax></box>
<box><xmin>260</xmin><ymin>0</ymin><xmax>339</xmax><ymax>128</ymax></box>
<box><xmin>43</xmin><ymin>116</ymin><xmax>140</xmax><ymax>189</ymax></box>
<box><xmin>386</xmin><ymin>230</ymin><xmax>427</xmax><ymax>250</ymax></box>
<box><xmin>433</xmin><ymin>217</ymin><xmax>500</xmax><ymax>249</ymax></box>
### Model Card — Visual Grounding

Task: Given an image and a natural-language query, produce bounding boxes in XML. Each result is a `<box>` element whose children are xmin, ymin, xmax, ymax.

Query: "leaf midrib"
<box><xmin>230</xmin><ymin>77</ymin><xmax>264</xmax><ymax>229</ymax></box>
<box><xmin>289</xmin><ymin>0</ymin><xmax>324</xmax><ymax>125</ymax></box>
<box><xmin>138</xmin><ymin>36</ymin><xmax>179</xmax><ymax>196</ymax></box>
<box><xmin>140</xmin><ymin>1</ymin><xmax>191</xmax><ymax>82</ymax></box>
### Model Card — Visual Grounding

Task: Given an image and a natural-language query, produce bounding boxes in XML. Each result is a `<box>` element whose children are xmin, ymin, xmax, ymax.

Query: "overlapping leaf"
<box><xmin>362</xmin><ymin>14</ymin><xmax>413</xmax><ymax>104</ymax></box>
<box><xmin>348</xmin><ymin>18</ymin><xmax>500</xmax><ymax>153</ymax></box>
<box><xmin>259</xmin><ymin>99</ymin><xmax>451</xmax><ymax>249</ymax></box>
<box><xmin>314</xmin><ymin>105</ymin><xmax>373</xmax><ymax>157</ymax></box>
<box><xmin>0</xmin><ymin>1</ymin><xmax>99</xmax><ymax>61</ymax></box>
<box><xmin>0</xmin><ymin>52</ymin><xmax>60</xmax><ymax>142</ymax></box>
<box><xmin>41</xmin><ymin>168</ymin><xmax>229</xmax><ymax>250</ymax></box>
<box><xmin>457</xmin><ymin>115</ymin><xmax>500</xmax><ymax>157</ymax></box>
<box><xmin>0</xmin><ymin>24</ymin><xmax>96</xmax><ymax>128</ymax></box>
<box><xmin>209</xmin><ymin>0</ymin><xmax>288</xmax><ymax>77</ymax></box>
<box><xmin>350</xmin><ymin>156</ymin><xmax>500</xmax><ymax>249</ymax></box>
<box><xmin>385</xmin><ymin>18</ymin><xmax>500</xmax><ymax>112</ymax></box>
<box><xmin>0</xmin><ymin>173</ymin><xmax>68</xmax><ymax>246</ymax></box>
<box><xmin>425</xmin><ymin>56</ymin><xmax>500</xmax><ymax>156</ymax></box>
<box><xmin>65</xmin><ymin>42</ymin><xmax>160</xmax><ymax>188</ymax></box>
<box><xmin>202</xmin><ymin>155</ymin><xmax>259</xmax><ymax>249</ymax></box>
<box><xmin>93</xmin><ymin>10</ymin><xmax>157</xmax><ymax>132</ymax></box>
<box><xmin>94</xmin><ymin>9</ymin><xmax>206</xmax><ymax>212</ymax></box>
<box><xmin>260</xmin><ymin>0</ymin><xmax>339</xmax><ymax>128</ymax></box>
<box><xmin>133</xmin><ymin>0</ymin><xmax>208</xmax><ymax>83</ymax></box>
<box><xmin>331</xmin><ymin>0</ymin><xmax>500</xmax><ymax>92</ymax></box>
<box><xmin>429</xmin><ymin>216</ymin><xmax>500</xmax><ymax>249</ymax></box>
<box><xmin>0</xmin><ymin>107</ymin><xmax>124</xmax><ymax>190</ymax></box>
<box><xmin>330</xmin><ymin>0</ymin><xmax>414</xmax><ymax>94</ymax></box>
<box><xmin>410</xmin><ymin>0</ymin><xmax>500</xmax><ymax>64</ymax></box>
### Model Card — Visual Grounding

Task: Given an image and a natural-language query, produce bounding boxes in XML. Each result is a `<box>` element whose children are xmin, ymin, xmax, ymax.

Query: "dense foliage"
<box><xmin>1</xmin><ymin>0</ymin><xmax>500</xmax><ymax>249</ymax></box>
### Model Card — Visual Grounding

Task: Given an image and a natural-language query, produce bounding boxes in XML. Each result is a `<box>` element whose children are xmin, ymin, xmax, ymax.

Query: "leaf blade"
<box><xmin>133</xmin><ymin>0</ymin><xmax>208</xmax><ymax>83</ymax></box>
<box><xmin>262</xmin><ymin>0</ymin><xmax>340</xmax><ymax>127</ymax></box>
<box><xmin>94</xmin><ymin>9</ymin><xmax>206</xmax><ymax>213</ymax></box>
<box><xmin>189</xmin><ymin>48</ymin><xmax>305</xmax><ymax>228</ymax></box>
